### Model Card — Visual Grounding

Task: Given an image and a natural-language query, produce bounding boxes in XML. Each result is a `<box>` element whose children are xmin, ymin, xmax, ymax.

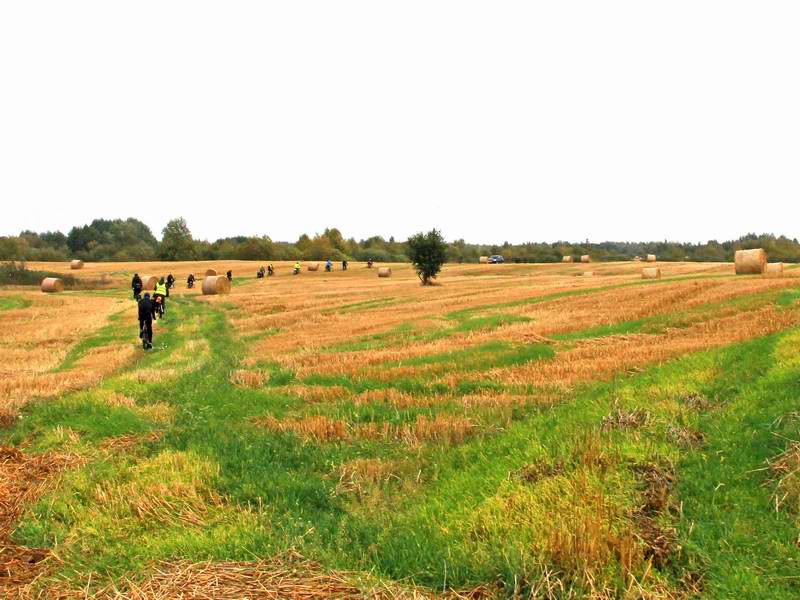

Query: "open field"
<box><xmin>3</xmin><ymin>260</ymin><xmax>800</xmax><ymax>597</ymax></box>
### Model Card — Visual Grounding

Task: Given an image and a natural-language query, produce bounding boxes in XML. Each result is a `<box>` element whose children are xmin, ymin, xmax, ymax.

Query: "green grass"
<box><xmin>6</xmin><ymin>285</ymin><xmax>800</xmax><ymax>597</ymax></box>
<box><xmin>0</xmin><ymin>295</ymin><xmax>31</xmax><ymax>311</ymax></box>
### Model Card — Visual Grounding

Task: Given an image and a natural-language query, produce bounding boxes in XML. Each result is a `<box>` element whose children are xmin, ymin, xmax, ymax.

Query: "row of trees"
<box><xmin>2</xmin><ymin>218</ymin><xmax>799</xmax><ymax>264</ymax></box>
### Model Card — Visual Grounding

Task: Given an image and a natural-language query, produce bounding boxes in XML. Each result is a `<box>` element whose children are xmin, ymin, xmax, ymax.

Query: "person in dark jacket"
<box><xmin>131</xmin><ymin>273</ymin><xmax>143</xmax><ymax>300</ymax></box>
<box><xmin>166</xmin><ymin>274</ymin><xmax>175</xmax><ymax>296</ymax></box>
<box><xmin>138</xmin><ymin>293</ymin><xmax>154</xmax><ymax>349</ymax></box>
<box><xmin>226</xmin><ymin>269</ymin><xmax>233</xmax><ymax>281</ymax></box>
<box><xmin>187</xmin><ymin>273</ymin><xmax>195</xmax><ymax>288</ymax></box>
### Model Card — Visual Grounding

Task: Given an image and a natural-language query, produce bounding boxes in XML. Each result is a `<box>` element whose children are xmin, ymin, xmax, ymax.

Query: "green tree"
<box><xmin>407</xmin><ymin>229</ymin><xmax>448</xmax><ymax>285</ymax></box>
<box><xmin>159</xmin><ymin>218</ymin><xmax>197</xmax><ymax>261</ymax></box>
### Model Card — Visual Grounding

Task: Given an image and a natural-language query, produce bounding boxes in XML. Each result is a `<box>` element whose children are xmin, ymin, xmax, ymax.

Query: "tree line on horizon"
<box><xmin>1</xmin><ymin>217</ymin><xmax>799</xmax><ymax>264</ymax></box>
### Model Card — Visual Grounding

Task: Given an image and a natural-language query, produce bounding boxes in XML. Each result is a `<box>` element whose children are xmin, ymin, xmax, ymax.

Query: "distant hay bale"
<box><xmin>378</xmin><ymin>267</ymin><xmax>392</xmax><ymax>278</ymax></box>
<box><xmin>646</xmin><ymin>254</ymin><xmax>657</xmax><ymax>262</ymax></box>
<box><xmin>735</xmin><ymin>248</ymin><xmax>767</xmax><ymax>275</ymax></box>
<box><xmin>40</xmin><ymin>277</ymin><xmax>64</xmax><ymax>293</ymax></box>
<box><xmin>582</xmin><ymin>271</ymin><xmax>594</xmax><ymax>277</ymax></box>
<box><xmin>205</xmin><ymin>268</ymin><xmax>217</xmax><ymax>277</ymax></box>
<box><xmin>479</xmin><ymin>256</ymin><xmax>489</xmax><ymax>264</ymax></box>
<box><xmin>307</xmin><ymin>263</ymin><xmax>320</xmax><ymax>272</ymax></box>
<box><xmin>766</xmin><ymin>263</ymin><xmax>784</xmax><ymax>276</ymax></box>
<box><xmin>634</xmin><ymin>256</ymin><xmax>642</xmax><ymax>262</ymax></box>
<box><xmin>202</xmin><ymin>275</ymin><xmax>231</xmax><ymax>295</ymax></box>
<box><xmin>141</xmin><ymin>275</ymin><xmax>158</xmax><ymax>290</ymax></box>
<box><xmin>70</xmin><ymin>260</ymin><xmax>84</xmax><ymax>270</ymax></box>
<box><xmin>581</xmin><ymin>255</ymin><xmax>591</xmax><ymax>263</ymax></box>
<box><xmin>562</xmin><ymin>256</ymin><xmax>573</xmax><ymax>263</ymax></box>
<box><xmin>642</xmin><ymin>267</ymin><xmax>661</xmax><ymax>279</ymax></box>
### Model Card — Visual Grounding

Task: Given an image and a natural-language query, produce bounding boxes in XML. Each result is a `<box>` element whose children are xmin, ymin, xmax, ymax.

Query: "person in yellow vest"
<box><xmin>153</xmin><ymin>277</ymin><xmax>168</xmax><ymax>319</ymax></box>
<box><xmin>293</xmin><ymin>262</ymin><xmax>301</xmax><ymax>275</ymax></box>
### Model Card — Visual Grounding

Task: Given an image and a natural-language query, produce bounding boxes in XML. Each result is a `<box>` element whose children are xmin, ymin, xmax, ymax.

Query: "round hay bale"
<box><xmin>479</xmin><ymin>256</ymin><xmax>489</xmax><ymax>264</ymax></box>
<box><xmin>140</xmin><ymin>275</ymin><xmax>159</xmax><ymax>290</ymax></box>
<box><xmin>202</xmin><ymin>275</ymin><xmax>231</xmax><ymax>295</ymax></box>
<box><xmin>766</xmin><ymin>262</ymin><xmax>784</xmax><ymax>276</ymax></box>
<box><xmin>735</xmin><ymin>248</ymin><xmax>767</xmax><ymax>275</ymax></box>
<box><xmin>562</xmin><ymin>256</ymin><xmax>573</xmax><ymax>263</ymax></box>
<box><xmin>646</xmin><ymin>254</ymin><xmax>657</xmax><ymax>263</ymax></box>
<box><xmin>642</xmin><ymin>267</ymin><xmax>661</xmax><ymax>280</ymax></box>
<box><xmin>378</xmin><ymin>267</ymin><xmax>392</xmax><ymax>278</ymax></box>
<box><xmin>307</xmin><ymin>263</ymin><xmax>320</xmax><ymax>272</ymax></box>
<box><xmin>581</xmin><ymin>255</ymin><xmax>591</xmax><ymax>263</ymax></box>
<box><xmin>41</xmin><ymin>277</ymin><xmax>64</xmax><ymax>293</ymax></box>
<box><xmin>70</xmin><ymin>260</ymin><xmax>84</xmax><ymax>270</ymax></box>
<box><xmin>205</xmin><ymin>268</ymin><xmax>217</xmax><ymax>277</ymax></box>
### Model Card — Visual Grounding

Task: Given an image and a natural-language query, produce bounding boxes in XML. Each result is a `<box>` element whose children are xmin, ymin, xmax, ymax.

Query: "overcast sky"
<box><xmin>1</xmin><ymin>2</ymin><xmax>798</xmax><ymax>244</ymax></box>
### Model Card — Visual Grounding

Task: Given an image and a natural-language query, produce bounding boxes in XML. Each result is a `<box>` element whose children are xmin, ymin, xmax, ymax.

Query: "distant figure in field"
<box><xmin>293</xmin><ymin>262</ymin><xmax>301</xmax><ymax>275</ymax></box>
<box><xmin>267</xmin><ymin>264</ymin><xmax>274</xmax><ymax>276</ymax></box>
<box><xmin>166</xmin><ymin>273</ymin><xmax>175</xmax><ymax>296</ymax></box>
<box><xmin>257</xmin><ymin>266</ymin><xmax>265</xmax><ymax>278</ymax></box>
<box><xmin>187</xmin><ymin>273</ymin><xmax>195</xmax><ymax>288</ymax></box>
<box><xmin>138</xmin><ymin>292</ymin><xmax>154</xmax><ymax>350</ymax></box>
<box><xmin>131</xmin><ymin>273</ymin><xmax>143</xmax><ymax>300</ymax></box>
<box><xmin>342</xmin><ymin>260</ymin><xmax>348</xmax><ymax>271</ymax></box>
<box><xmin>325</xmin><ymin>259</ymin><xmax>332</xmax><ymax>272</ymax></box>
<box><xmin>226</xmin><ymin>270</ymin><xmax>233</xmax><ymax>281</ymax></box>
<box><xmin>367</xmin><ymin>258</ymin><xmax>374</xmax><ymax>268</ymax></box>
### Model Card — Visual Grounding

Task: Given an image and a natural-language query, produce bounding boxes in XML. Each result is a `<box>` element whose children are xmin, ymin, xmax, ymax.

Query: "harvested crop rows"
<box><xmin>2</xmin><ymin>260</ymin><xmax>800</xmax><ymax>598</ymax></box>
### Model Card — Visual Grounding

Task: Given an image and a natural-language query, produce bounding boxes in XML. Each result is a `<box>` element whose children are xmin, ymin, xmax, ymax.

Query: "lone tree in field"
<box><xmin>159</xmin><ymin>217</ymin><xmax>196</xmax><ymax>261</ymax></box>
<box><xmin>407</xmin><ymin>229</ymin><xmax>447</xmax><ymax>285</ymax></box>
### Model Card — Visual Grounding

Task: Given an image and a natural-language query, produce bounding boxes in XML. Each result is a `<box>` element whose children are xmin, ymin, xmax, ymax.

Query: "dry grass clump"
<box><xmin>0</xmin><ymin>446</ymin><xmax>83</xmax><ymax>592</ymax></box>
<box><xmin>335</xmin><ymin>458</ymin><xmax>406</xmax><ymax>496</ymax></box>
<box><xmin>230</xmin><ymin>369</ymin><xmax>270</xmax><ymax>388</ymax></box>
<box><xmin>630</xmin><ymin>463</ymin><xmax>676</xmax><ymax>566</ymax></box>
<box><xmin>516</xmin><ymin>459</ymin><xmax>566</xmax><ymax>484</ymax></box>
<box><xmin>682</xmin><ymin>393</ymin><xmax>711</xmax><ymax>411</ymax></box>
<box><xmin>54</xmin><ymin>550</ymin><xmax>469</xmax><ymax>599</ymax></box>
<box><xmin>601</xmin><ymin>405</ymin><xmax>650</xmax><ymax>432</ymax></box>
<box><xmin>353</xmin><ymin>388</ymin><xmax>418</xmax><ymax>408</ymax></box>
<box><xmin>91</xmin><ymin>450</ymin><xmax>223</xmax><ymax>529</ymax></box>
<box><xmin>123</xmin><ymin>367</ymin><xmax>180</xmax><ymax>385</ymax></box>
<box><xmin>258</xmin><ymin>414</ymin><xmax>476</xmax><ymax>446</ymax></box>
<box><xmin>281</xmin><ymin>385</ymin><xmax>351</xmax><ymax>403</ymax></box>
<box><xmin>665</xmin><ymin>425</ymin><xmax>705</xmax><ymax>448</ymax></box>
<box><xmin>260</xmin><ymin>415</ymin><xmax>349</xmax><ymax>442</ymax></box>
<box><xmin>767</xmin><ymin>441</ymin><xmax>800</xmax><ymax>514</ymax></box>
<box><xmin>0</xmin><ymin>408</ymin><xmax>20</xmax><ymax>429</ymax></box>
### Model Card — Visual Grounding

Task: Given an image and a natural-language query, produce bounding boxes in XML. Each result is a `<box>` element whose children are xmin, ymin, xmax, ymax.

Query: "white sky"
<box><xmin>1</xmin><ymin>1</ymin><xmax>798</xmax><ymax>244</ymax></box>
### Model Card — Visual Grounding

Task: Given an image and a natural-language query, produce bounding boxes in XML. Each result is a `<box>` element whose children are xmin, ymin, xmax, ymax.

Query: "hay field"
<box><xmin>3</xmin><ymin>260</ymin><xmax>800</xmax><ymax>598</ymax></box>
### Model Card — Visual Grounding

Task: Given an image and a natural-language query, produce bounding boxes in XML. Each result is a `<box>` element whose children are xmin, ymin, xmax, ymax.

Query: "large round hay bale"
<box><xmin>766</xmin><ymin>263</ymin><xmax>784</xmax><ymax>276</ymax></box>
<box><xmin>581</xmin><ymin>255</ymin><xmax>591</xmax><ymax>263</ymax></box>
<box><xmin>140</xmin><ymin>275</ymin><xmax>158</xmax><ymax>290</ymax></box>
<box><xmin>41</xmin><ymin>277</ymin><xmax>64</xmax><ymax>293</ymax></box>
<box><xmin>307</xmin><ymin>263</ymin><xmax>320</xmax><ymax>272</ymax></box>
<box><xmin>735</xmin><ymin>248</ymin><xmax>767</xmax><ymax>275</ymax></box>
<box><xmin>642</xmin><ymin>267</ymin><xmax>661</xmax><ymax>280</ymax></box>
<box><xmin>205</xmin><ymin>268</ymin><xmax>217</xmax><ymax>277</ymax></box>
<box><xmin>70</xmin><ymin>260</ymin><xmax>84</xmax><ymax>270</ymax></box>
<box><xmin>202</xmin><ymin>275</ymin><xmax>231</xmax><ymax>295</ymax></box>
<box><xmin>378</xmin><ymin>267</ymin><xmax>392</xmax><ymax>278</ymax></box>
<box><xmin>479</xmin><ymin>256</ymin><xmax>489</xmax><ymax>264</ymax></box>
<box><xmin>562</xmin><ymin>256</ymin><xmax>573</xmax><ymax>263</ymax></box>
<box><xmin>646</xmin><ymin>254</ymin><xmax>657</xmax><ymax>263</ymax></box>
